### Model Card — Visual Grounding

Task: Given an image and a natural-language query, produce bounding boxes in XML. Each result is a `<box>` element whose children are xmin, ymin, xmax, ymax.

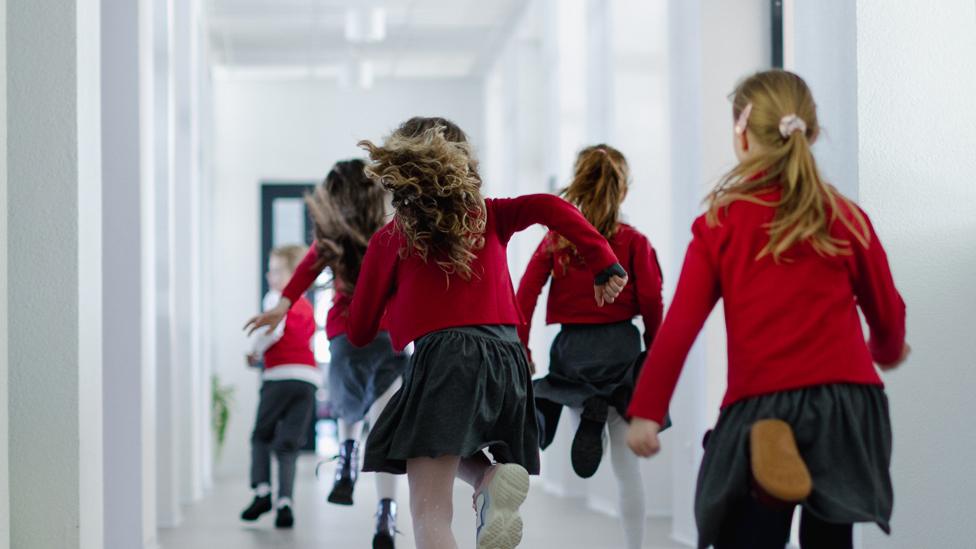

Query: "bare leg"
<box><xmin>456</xmin><ymin>450</ymin><xmax>493</xmax><ymax>490</ymax></box>
<box><xmin>407</xmin><ymin>456</ymin><xmax>461</xmax><ymax>549</ymax></box>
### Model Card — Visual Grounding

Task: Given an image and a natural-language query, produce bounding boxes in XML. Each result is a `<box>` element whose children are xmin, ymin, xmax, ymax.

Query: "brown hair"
<box><xmin>358</xmin><ymin>117</ymin><xmax>486</xmax><ymax>280</ymax></box>
<box><xmin>270</xmin><ymin>244</ymin><xmax>308</xmax><ymax>274</ymax></box>
<box><xmin>707</xmin><ymin>70</ymin><xmax>869</xmax><ymax>261</ymax></box>
<box><xmin>562</xmin><ymin>144</ymin><xmax>629</xmax><ymax>239</ymax></box>
<box><xmin>305</xmin><ymin>159</ymin><xmax>388</xmax><ymax>293</ymax></box>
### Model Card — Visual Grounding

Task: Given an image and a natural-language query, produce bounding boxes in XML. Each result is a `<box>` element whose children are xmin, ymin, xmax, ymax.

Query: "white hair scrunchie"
<box><xmin>779</xmin><ymin>114</ymin><xmax>807</xmax><ymax>139</ymax></box>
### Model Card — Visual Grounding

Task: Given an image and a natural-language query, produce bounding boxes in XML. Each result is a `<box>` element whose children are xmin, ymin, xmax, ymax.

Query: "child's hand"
<box><xmin>594</xmin><ymin>274</ymin><xmax>628</xmax><ymax>306</ymax></box>
<box><xmin>879</xmin><ymin>343</ymin><xmax>911</xmax><ymax>371</ymax></box>
<box><xmin>244</xmin><ymin>298</ymin><xmax>291</xmax><ymax>336</ymax></box>
<box><xmin>246</xmin><ymin>353</ymin><xmax>259</xmax><ymax>367</ymax></box>
<box><xmin>627</xmin><ymin>417</ymin><xmax>662</xmax><ymax>457</ymax></box>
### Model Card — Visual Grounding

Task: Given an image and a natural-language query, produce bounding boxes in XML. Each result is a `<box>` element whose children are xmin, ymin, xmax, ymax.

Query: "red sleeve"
<box><xmin>346</xmin><ymin>228</ymin><xmax>398</xmax><ymax>347</ymax></box>
<box><xmin>631</xmin><ymin>233</ymin><xmax>664</xmax><ymax>348</ymax></box>
<box><xmin>850</xmin><ymin>211</ymin><xmax>906</xmax><ymax>365</ymax></box>
<box><xmin>516</xmin><ymin>235</ymin><xmax>554</xmax><ymax>362</ymax></box>
<box><xmin>628</xmin><ymin>218</ymin><xmax>721</xmax><ymax>424</ymax></box>
<box><xmin>491</xmin><ymin>195</ymin><xmax>618</xmax><ymax>275</ymax></box>
<box><xmin>281</xmin><ymin>244</ymin><xmax>325</xmax><ymax>306</ymax></box>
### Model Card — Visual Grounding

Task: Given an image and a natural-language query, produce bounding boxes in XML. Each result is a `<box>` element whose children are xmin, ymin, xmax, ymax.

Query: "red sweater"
<box><xmin>282</xmin><ymin>245</ymin><xmax>381</xmax><ymax>340</ymax></box>
<box><xmin>264</xmin><ymin>296</ymin><xmax>317</xmax><ymax>368</ymax></box>
<box><xmin>347</xmin><ymin>194</ymin><xmax>621</xmax><ymax>350</ymax></box>
<box><xmin>517</xmin><ymin>224</ymin><xmax>664</xmax><ymax>360</ymax></box>
<box><xmin>628</xmin><ymin>192</ymin><xmax>906</xmax><ymax>424</ymax></box>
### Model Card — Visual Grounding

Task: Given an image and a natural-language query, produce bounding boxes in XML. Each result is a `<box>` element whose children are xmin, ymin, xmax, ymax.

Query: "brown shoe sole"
<box><xmin>750</xmin><ymin>419</ymin><xmax>813</xmax><ymax>503</ymax></box>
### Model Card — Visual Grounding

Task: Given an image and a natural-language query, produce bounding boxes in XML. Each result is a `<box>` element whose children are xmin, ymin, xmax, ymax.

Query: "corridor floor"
<box><xmin>159</xmin><ymin>455</ymin><xmax>685</xmax><ymax>549</ymax></box>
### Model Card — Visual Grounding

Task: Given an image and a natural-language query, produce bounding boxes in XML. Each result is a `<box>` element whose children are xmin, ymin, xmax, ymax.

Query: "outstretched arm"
<box><xmin>245</xmin><ymin>245</ymin><xmax>324</xmax><ymax>336</ymax></box>
<box><xmin>492</xmin><ymin>194</ymin><xmax>626</xmax><ymax>304</ymax></box>
<box><xmin>346</xmin><ymin>230</ymin><xmax>398</xmax><ymax>347</ymax></box>
<box><xmin>632</xmin><ymin>235</ymin><xmax>665</xmax><ymax>349</ymax></box>
<box><xmin>516</xmin><ymin>236</ymin><xmax>554</xmax><ymax>362</ymax></box>
<box><xmin>629</xmin><ymin>219</ymin><xmax>721</xmax><ymax>425</ymax></box>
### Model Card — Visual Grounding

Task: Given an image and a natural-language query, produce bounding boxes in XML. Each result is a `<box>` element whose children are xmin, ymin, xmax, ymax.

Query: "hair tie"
<box><xmin>734</xmin><ymin>103</ymin><xmax>753</xmax><ymax>135</ymax></box>
<box><xmin>779</xmin><ymin>114</ymin><xmax>807</xmax><ymax>139</ymax></box>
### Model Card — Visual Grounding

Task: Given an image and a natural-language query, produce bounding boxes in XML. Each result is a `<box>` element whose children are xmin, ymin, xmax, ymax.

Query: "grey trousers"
<box><xmin>250</xmin><ymin>380</ymin><xmax>316</xmax><ymax>499</ymax></box>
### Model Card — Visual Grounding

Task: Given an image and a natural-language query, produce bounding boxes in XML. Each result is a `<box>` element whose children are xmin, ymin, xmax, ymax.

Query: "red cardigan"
<box><xmin>347</xmin><ymin>194</ymin><xmax>621</xmax><ymax>350</ymax></box>
<box><xmin>628</xmin><ymin>192</ymin><xmax>906</xmax><ymax>424</ymax></box>
<box><xmin>517</xmin><ymin>224</ymin><xmax>664</xmax><ymax>361</ymax></box>
<box><xmin>263</xmin><ymin>296</ymin><xmax>316</xmax><ymax>368</ymax></box>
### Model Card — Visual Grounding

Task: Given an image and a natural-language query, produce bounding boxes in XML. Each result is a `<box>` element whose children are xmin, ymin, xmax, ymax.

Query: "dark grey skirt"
<box><xmin>534</xmin><ymin>322</ymin><xmax>642</xmax><ymax>449</ymax></box>
<box><xmin>362</xmin><ymin>325</ymin><xmax>540</xmax><ymax>475</ymax></box>
<box><xmin>695</xmin><ymin>383</ymin><xmax>893</xmax><ymax>548</ymax></box>
<box><xmin>328</xmin><ymin>332</ymin><xmax>407</xmax><ymax>424</ymax></box>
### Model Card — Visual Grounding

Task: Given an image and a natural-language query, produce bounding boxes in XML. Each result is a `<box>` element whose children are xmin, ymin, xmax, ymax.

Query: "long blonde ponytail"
<box><xmin>707</xmin><ymin>70</ymin><xmax>869</xmax><ymax>261</ymax></box>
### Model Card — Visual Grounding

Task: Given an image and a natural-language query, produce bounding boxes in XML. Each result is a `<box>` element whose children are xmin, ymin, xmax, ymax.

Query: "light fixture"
<box><xmin>344</xmin><ymin>7</ymin><xmax>386</xmax><ymax>44</ymax></box>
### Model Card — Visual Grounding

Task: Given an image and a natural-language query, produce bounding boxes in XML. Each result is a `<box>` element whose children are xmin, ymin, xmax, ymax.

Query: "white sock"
<box><xmin>277</xmin><ymin>497</ymin><xmax>292</xmax><ymax>509</ymax></box>
<box><xmin>375</xmin><ymin>472</ymin><xmax>397</xmax><ymax>500</ymax></box>
<box><xmin>254</xmin><ymin>483</ymin><xmax>271</xmax><ymax>497</ymax></box>
<box><xmin>338</xmin><ymin>419</ymin><xmax>363</xmax><ymax>443</ymax></box>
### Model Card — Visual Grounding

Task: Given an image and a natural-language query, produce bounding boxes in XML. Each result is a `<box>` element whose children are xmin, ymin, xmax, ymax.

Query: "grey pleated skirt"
<box><xmin>695</xmin><ymin>383</ymin><xmax>893</xmax><ymax>548</ymax></box>
<box><xmin>534</xmin><ymin>322</ymin><xmax>646</xmax><ymax>448</ymax></box>
<box><xmin>362</xmin><ymin>325</ymin><xmax>540</xmax><ymax>475</ymax></box>
<box><xmin>328</xmin><ymin>331</ymin><xmax>407</xmax><ymax>424</ymax></box>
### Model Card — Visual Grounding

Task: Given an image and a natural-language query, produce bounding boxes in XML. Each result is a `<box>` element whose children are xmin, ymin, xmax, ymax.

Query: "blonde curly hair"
<box><xmin>358</xmin><ymin>117</ymin><xmax>486</xmax><ymax>280</ymax></box>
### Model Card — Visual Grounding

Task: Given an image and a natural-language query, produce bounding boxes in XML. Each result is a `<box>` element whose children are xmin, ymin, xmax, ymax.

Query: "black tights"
<box><xmin>715</xmin><ymin>494</ymin><xmax>853</xmax><ymax>549</ymax></box>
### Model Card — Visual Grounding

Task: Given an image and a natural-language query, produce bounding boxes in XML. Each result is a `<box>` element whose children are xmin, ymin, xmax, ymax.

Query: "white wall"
<box><xmin>854</xmin><ymin>2</ymin><xmax>976</xmax><ymax>547</ymax></box>
<box><xmin>101</xmin><ymin>0</ymin><xmax>158</xmax><ymax>546</ymax></box>
<box><xmin>785</xmin><ymin>0</ymin><xmax>859</xmax><ymax>199</ymax></box>
<box><xmin>211</xmin><ymin>76</ymin><xmax>485</xmax><ymax>477</ymax></box>
<box><xmin>0</xmin><ymin>0</ymin><xmax>8</xmax><ymax>546</ymax></box>
<box><xmin>7</xmin><ymin>0</ymin><xmax>105</xmax><ymax>547</ymax></box>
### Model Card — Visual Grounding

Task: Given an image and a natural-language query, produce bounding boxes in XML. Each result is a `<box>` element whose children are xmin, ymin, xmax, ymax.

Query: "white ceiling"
<box><xmin>208</xmin><ymin>0</ymin><xmax>528</xmax><ymax>80</ymax></box>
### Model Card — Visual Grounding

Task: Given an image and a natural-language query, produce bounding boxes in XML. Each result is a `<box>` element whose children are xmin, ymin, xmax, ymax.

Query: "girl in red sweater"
<box><xmin>627</xmin><ymin>70</ymin><xmax>909</xmax><ymax>549</ymax></box>
<box><xmin>248</xmin><ymin>159</ymin><xmax>407</xmax><ymax>547</ymax></box>
<box><xmin>347</xmin><ymin>117</ymin><xmax>625</xmax><ymax>549</ymax></box>
<box><xmin>517</xmin><ymin>145</ymin><xmax>663</xmax><ymax>549</ymax></box>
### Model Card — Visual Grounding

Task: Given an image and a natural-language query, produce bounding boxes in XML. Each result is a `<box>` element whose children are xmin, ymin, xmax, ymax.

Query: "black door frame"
<box><xmin>259</xmin><ymin>182</ymin><xmax>316</xmax><ymax>302</ymax></box>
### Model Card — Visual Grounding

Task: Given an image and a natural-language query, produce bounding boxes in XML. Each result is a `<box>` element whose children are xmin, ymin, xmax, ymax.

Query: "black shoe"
<box><xmin>327</xmin><ymin>439</ymin><xmax>359</xmax><ymax>505</ymax></box>
<box><xmin>240</xmin><ymin>494</ymin><xmax>272</xmax><ymax>521</ymax></box>
<box><xmin>372</xmin><ymin>498</ymin><xmax>397</xmax><ymax>549</ymax></box>
<box><xmin>571</xmin><ymin>397</ymin><xmax>608</xmax><ymax>478</ymax></box>
<box><xmin>275</xmin><ymin>505</ymin><xmax>294</xmax><ymax>529</ymax></box>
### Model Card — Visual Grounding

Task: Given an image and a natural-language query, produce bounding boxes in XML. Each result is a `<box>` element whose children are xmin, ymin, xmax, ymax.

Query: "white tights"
<box><xmin>337</xmin><ymin>377</ymin><xmax>403</xmax><ymax>501</ymax></box>
<box><xmin>569</xmin><ymin>407</ymin><xmax>646</xmax><ymax>549</ymax></box>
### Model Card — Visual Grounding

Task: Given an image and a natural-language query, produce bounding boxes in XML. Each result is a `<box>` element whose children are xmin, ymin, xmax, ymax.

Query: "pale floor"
<box><xmin>159</xmin><ymin>454</ymin><xmax>686</xmax><ymax>549</ymax></box>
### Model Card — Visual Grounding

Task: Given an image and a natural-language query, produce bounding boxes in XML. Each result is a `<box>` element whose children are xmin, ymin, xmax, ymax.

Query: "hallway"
<box><xmin>160</xmin><ymin>456</ymin><xmax>683</xmax><ymax>549</ymax></box>
<box><xmin>4</xmin><ymin>0</ymin><xmax>976</xmax><ymax>548</ymax></box>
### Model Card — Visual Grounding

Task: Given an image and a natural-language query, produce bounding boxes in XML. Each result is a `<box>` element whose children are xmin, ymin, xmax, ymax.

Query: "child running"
<box><xmin>241</xmin><ymin>244</ymin><xmax>320</xmax><ymax>529</ymax></box>
<box><xmin>516</xmin><ymin>144</ymin><xmax>663</xmax><ymax>549</ymax></box>
<box><xmin>246</xmin><ymin>159</ymin><xmax>407</xmax><ymax>548</ymax></box>
<box><xmin>627</xmin><ymin>70</ymin><xmax>909</xmax><ymax>549</ymax></box>
<box><xmin>316</xmin><ymin>116</ymin><xmax>624</xmax><ymax>549</ymax></box>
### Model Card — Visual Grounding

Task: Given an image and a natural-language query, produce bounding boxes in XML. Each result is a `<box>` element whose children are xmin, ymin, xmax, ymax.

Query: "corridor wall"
<box><xmin>853</xmin><ymin>2</ymin><xmax>976</xmax><ymax>547</ymax></box>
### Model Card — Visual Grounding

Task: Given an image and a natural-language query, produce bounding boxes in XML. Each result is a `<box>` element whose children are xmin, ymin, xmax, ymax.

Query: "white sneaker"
<box><xmin>474</xmin><ymin>464</ymin><xmax>530</xmax><ymax>549</ymax></box>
